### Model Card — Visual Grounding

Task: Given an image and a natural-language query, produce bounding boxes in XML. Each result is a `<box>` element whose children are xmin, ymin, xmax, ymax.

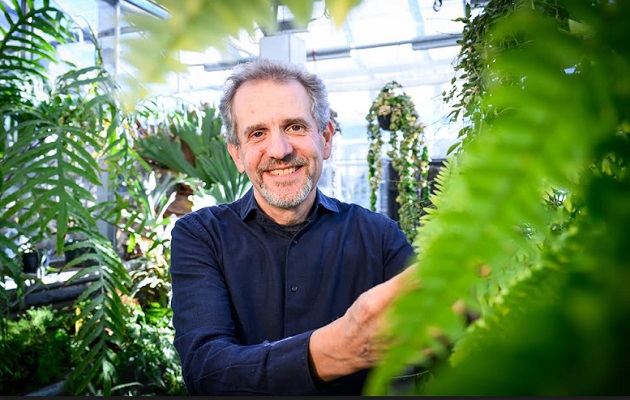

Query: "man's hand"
<box><xmin>308</xmin><ymin>265</ymin><xmax>419</xmax><ymax>382</ymax></box>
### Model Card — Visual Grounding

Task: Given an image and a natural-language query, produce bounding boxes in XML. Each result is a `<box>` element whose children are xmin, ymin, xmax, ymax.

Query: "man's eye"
<box><xmin>288</xmin><ymin>125</ymin><xmax>304</xmax><ymax>132</ymax></box>
<box><xmin>252</xmin><ymin>131</ymin><xmax>264</xmax><ymax>138</ymax></box>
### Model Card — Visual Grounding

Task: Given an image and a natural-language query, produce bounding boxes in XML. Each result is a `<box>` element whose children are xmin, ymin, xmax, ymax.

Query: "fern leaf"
<box><xmin>367</xmin><ymin>0</ymin><xmax>630</xmax><ymax>395</ymax></box>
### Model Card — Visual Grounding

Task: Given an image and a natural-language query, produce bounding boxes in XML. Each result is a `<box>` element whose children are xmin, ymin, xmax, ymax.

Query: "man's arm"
<box><xmin>308</xmin><ymin>265</ymin><xmax>418</xmax><ymax>381</ymax></box>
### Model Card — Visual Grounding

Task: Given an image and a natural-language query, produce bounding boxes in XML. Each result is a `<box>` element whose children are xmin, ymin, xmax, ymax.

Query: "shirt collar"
<box><xmin>238</xmin><ymin>187</ymin><xmax>339</xmax><ymax>221</ymax></box>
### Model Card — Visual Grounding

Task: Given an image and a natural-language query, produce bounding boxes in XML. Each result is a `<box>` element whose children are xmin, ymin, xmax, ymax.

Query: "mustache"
<box><xmin>258</xmin><ymin>154</ymin><xmax>307</xmax><ymax>172</ymax></box>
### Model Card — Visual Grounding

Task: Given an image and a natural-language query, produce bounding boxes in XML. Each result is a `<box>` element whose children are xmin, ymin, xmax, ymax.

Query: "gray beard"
<box><xmin>260</xmin><ymin>177</ymin><xmax>314</xmax><ymax>209</ymax></box>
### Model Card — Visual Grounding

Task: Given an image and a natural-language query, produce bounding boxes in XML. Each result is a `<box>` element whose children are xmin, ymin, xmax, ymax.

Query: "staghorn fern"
<box><xmin>0</xmin><ymin>0</ymin><xmax>134</xmax><ymax>395</ymax></box>
<box><xmin>366</xmin><ymin>0</ymin><xmax>629</xmax><ymax>395</ymax></box>
<box><xmin>133</xmin><ymin>100</ymin><xmax>250</xmax><ymax>204</ymax></box>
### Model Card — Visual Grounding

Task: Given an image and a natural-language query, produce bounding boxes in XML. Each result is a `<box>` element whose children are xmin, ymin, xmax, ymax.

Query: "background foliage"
<box><xmin>131</xmin><ymin>98</ymin><xmax>250</xmax><ymax>204</ymax></box>
<box><xmin>111</xmin><ymin>301</ymin><xmax>185</xmax><ymax>396</ymax></box>
<box><xmin>0</xmin><ymin>0</ymin><xmax>138</xmax><ymax>394</ymax></box>
<box><xmin>0</xmin><ymin>306</ymin><xmax>73</xmax><ymax>395</ymax></box>
<box><xmin>366</xmin><ymin>81</ymin><xmax>430</xmax><ymax>243</ymax></box>
<box><xmin>366</xmin><ymin>0</ymin><xmax>630</xmax><ymax>395</ymax></box>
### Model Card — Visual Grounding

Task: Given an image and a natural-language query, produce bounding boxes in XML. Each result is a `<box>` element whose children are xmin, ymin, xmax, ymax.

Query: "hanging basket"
<box><xmin>378</xmin><ymin>114</ymin><xmax>392</xmax><ymax>131</ymax></box>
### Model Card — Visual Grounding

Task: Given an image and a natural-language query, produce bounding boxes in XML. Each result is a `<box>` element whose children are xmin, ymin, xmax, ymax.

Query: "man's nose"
<box><xmin>266</xmin><ymin>130</ymin><xmax>293</xmax><ymax>159</ymax></box>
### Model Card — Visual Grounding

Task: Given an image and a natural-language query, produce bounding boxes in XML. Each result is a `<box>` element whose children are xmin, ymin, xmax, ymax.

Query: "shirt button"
<box><xmin>291</xmin><ymin>286</ymin><xmax>298</xmax><ymax>292</ymax></box>
<box><xmin>292</xmin><ymin>240</ymin><xmax>298</xmax><ymax>245</ymax></box>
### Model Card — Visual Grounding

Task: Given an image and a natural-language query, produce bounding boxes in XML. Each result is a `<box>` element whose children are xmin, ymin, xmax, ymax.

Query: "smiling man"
<box><xmin>170</xmin><ymin>58</ymin><xmax>416</xmax><ymax>395</ymax></box>
<box><xmin>227</xmin><ymin>78</ymin><xmax>330</xmax><ymax>224</ymax></box>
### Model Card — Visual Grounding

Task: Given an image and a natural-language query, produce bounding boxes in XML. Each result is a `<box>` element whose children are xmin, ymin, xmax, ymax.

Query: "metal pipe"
<box><xmin>200</xmin><ymin>33</ymin><xmax>463</xmax><ymax>71</ymax></box>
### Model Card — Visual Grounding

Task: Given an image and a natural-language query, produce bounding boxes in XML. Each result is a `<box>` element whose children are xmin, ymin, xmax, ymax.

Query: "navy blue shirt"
<box><xmin>170</xmin><ymin>188</ymin><xmax>414</xmax><ymax>395</ymax></box>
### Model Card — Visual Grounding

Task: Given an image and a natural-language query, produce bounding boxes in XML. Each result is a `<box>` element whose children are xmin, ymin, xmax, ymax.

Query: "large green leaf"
<box><xmin>0</xmin><ymin>0</ymin><xmax>71</xmax><ymax>105</ymax></box>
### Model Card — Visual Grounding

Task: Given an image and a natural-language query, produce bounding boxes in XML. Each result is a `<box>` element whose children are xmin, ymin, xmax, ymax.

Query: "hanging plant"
<box><xmin>366</xmin><ymin>81</ymin><xmax>430</xmax><ymax>243</ymax></box>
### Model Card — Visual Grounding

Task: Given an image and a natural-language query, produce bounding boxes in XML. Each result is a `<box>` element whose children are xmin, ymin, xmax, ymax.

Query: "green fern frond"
<box><xmin>450</xmin><ymin>262</ymin><xmax>561</xmax><ymax>366</ymax></box>
<box><xmin>66</xmin><ymin>236</ymin><xmax>131</xmax><ymax>395</ymax></box>
<box><xmin>366</xmin><ymin>0</ymin><xmax>629</xmax><ymax>395</ymax></box>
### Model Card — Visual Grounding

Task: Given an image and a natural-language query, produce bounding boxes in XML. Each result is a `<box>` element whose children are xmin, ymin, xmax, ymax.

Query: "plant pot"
<box><xmin>378</xmin><ymin>114</ymin><xmax>392</xmax><ymax>131</ymax></box>
<box><xmin>22</xmin><ymin>250</ymin><xmax>41</xmax><ymax>274</ymax></box>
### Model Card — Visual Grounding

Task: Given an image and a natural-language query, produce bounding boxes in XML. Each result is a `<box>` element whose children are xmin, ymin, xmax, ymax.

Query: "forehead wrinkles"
<box><xmin>233</xmin><ymin>82</ymin><xmax>314</xmax><ymax>138</ymax></box>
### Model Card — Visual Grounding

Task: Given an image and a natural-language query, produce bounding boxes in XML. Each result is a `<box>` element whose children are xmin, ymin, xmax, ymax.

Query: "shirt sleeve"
<box><xmin>170</xmin><ymin>214</ymin><xmax>320</xmax><ymax>395</ymax></box>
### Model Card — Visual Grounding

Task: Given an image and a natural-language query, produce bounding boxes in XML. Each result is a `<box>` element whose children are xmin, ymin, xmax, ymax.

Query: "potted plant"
<box><xmin>366</xmin><ymin>81</ymin><xmax>430</xmax><ymax>243</ymax></box>
<box><xmin>19</xmin><ymin>242</ymin><xmax>41</xmax><ymax>275</ymax></box>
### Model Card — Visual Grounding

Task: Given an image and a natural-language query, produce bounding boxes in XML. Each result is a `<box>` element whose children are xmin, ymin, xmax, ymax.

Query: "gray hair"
<box><xmin>219</xmin><ymin>58</ymin><xmax>331</xmax><ymax>146</ymax></box>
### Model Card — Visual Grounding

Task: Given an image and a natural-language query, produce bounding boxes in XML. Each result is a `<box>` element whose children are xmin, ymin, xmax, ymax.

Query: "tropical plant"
<box><xmin>111</xmin><ymin>300</ymin><xmax>186</xmax><ymax>396</ymax></box>
<box><xmin>59</xmin><ymin>296</ymin><xmax>186</xmax><ymax>396</ymax></box>
<box><xmin>132</xmin><ymin>99</ymin><xmax>250</xmax><ymax>204</ymax></box>
<box><xmin>115</xmin><ymin>168</ymin><xmax>177</xmax><ymax>258</ymax></box>
<box><xmin>365</xmin><ymin>0</ymin><xmax>630</xmax><ymax>395</ymax></box>
<box><xmin>113</xmin><ymin>168</ymin><xmax>177</xmax><ymax>313</ymax></box>
<box><xmin>442</xmin><ymin>0</ymin><xmax>569</xmax><ymax>155</ymax></box>
<box><xmin>0</xmin><ymin>305</ymin><xmax>74</xmax><ymax>395</ymax></box>
<box><xmin>366</xmin><ymin>81</ymin><xmax>430</xmax><ymax>243</ymax></box>
<box><xmin>0</xmin><ymin>0</ymin><xmax>135</xmax><ymax>394</ymax></box>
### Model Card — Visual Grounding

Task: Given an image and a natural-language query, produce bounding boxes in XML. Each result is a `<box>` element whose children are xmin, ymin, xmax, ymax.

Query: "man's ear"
<box><xmin>227</xmin><ymin>142</ymin><xmax>246</xmax><ymax>173</ymax></box>
<box><xmin>322</xmin><ymin>120</ymin><xmax>334</xmax><ymax>160</ymax></box>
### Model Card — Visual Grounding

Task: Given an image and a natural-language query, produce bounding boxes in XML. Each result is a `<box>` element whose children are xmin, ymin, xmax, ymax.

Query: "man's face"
<box><xmin>227</xmin><ymin>79</ymin><xmax>333</xmax><ymax>210</ymax></box>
